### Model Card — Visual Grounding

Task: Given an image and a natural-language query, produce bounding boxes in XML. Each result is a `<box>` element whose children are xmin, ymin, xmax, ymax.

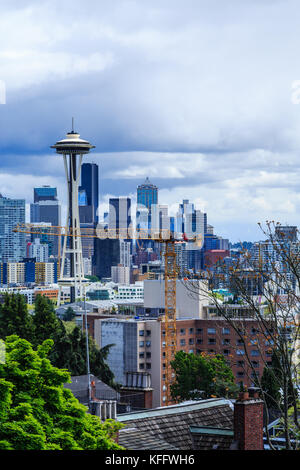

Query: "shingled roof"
<box><xmin>64</xmin><ymin>374</ymin><xmax>119</xmax><ymax>405</ymax></box>
<box><xmin>190</xmin><ymin>426</ymin><xmax>236</xmax><ymax>450</ymax></box>
<box><xmin>118</xmin><ymin>398</ymin><xmax>234</xmax><ymax>450</ymax></box>
<box><xmin>119</xmin><ymin>428</ymin><xmax>179</xmax><ymax>450</ymax></box>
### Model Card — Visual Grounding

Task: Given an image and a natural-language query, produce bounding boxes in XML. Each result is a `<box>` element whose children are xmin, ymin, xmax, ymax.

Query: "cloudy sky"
<box><xmin>1</xmin><ymin>0</ymin><xmax>300</xmax><ymax>241</ymax></box>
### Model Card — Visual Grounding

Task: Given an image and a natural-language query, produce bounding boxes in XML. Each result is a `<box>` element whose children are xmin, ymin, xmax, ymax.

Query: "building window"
<box><xmin>139</xmin><ymin>341</ymin><xmax>144</xmax><ymax>347</ymax></box>
<box><xmin>162</xmin><ymin>330</ymin><xmax>165</xmax><ymax>337</ymax></box>
<box><xmin>180</xmin><ymin>328</ymin><xmax>186</xmax><ymax>335</ymax></box>
<box><xmin>196</xmin><ymin>338</ymin><xmax>203</xmax><ymax>345</ymax></box>
<box><xmin>251</xmin><ymin>350</ymin><xmax>259</xmax><ymax>357</ymax></box>
<box><xmin>146</xmin><ymin>341</ymin><xmax>151</xmax><ymax>347</ymax></box>
<box><xmin>196</xmin><ymin>328</ymin><xmax>203</xmax><ymax>334</ymax></box>
<box><xmin>208</xmin><ymin>338</ymin><xmax>216</xmax><ymax>345</ymax></box>
<box><xmin>223</xmin><ymin>349</ymin><xmax>230</xmax><ymax>356</ymax></box>
<box><xmin>251</xmin><ymin>361</ymin><xmax>259</xmax><ymax>368</ymax></box>
<box><xmin>237</xmin><ymin>360</ymin><xmax>245</xmax><ymax>367</ymax></box>
<box><xmin>236</xmin><ymin>349</ymin><xmax>245</xmax><ymax>355</ymax></box>
<box><xmin>146</xmin><ymin>363</ymin><xmax>151</xmax><ymax>370</ymax></box>
<box><xmin>146</xmin><ymin>352</ymin><xmax>151</xmax><ymax>358</ymax></box>
<box><xmin>189</xmin><ymin>338</ymin><xmax>194</xmax><ymax>345</ymax></box>
<box><xmin>139</xmin><ymin>352</ymin><xmax>144</xmax><ymax>358</ymax></box>
<box><xmin>189</xmin><ymin>328</ymin><xmax>194</xmax><ymax>334</ymax></box>
<box><xmin>237</xmin><ymin>371</ymin><xmax>244</xmax><ymax>378</ymax></box>
<box><xmin>207</xmin><ymin>328</ymin><xmax>216</xmax><ymax>335</ymax></box>
<box><xmin>222</xmin><ymin>338</ymin><xmax>230</xmax><ymax>345</ymax></box>
<box><xmin>146</xmin><ymin>330</ymin><xmax>151</xmax><ymax>336</ymax></box>
<box><xmin>236</xmin><ymin>339</ymin><xmax>244</xmax><ymax>346</ymax></box>
<box><xmin>222</xmin><ymin>328</ymin><xmax>230</xmax><ymax>335</ymax></box>
<box><xmin>180</xmin><ymin>339</ymin><xmax>186</xmax><ymax>346</ymax></box>
<box><xmin>189</xmin><ymin>349</ymin><xmax>194</xmax><ymax>354</ymax></box>
<box><xmin>139</xmin><ymin>330</ymin><xmax>144</xmax><ymax>336</ymax></box>
<box><xmin>139</xmin><ymin>363</ymin><xmax>144</xmax><ymax>369</ymax></box>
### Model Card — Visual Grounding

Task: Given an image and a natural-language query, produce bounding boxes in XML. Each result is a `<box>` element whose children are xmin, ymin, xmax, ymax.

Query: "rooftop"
<box><xmin>118</xmin><ymin>398</ymin><xmax>234</xmax><ymax>450</ymax></box>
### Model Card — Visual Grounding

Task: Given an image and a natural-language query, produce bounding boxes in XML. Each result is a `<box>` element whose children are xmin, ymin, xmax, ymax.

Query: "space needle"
<box><xmin>51</xmin><ymin>121</ymin><xmax>95</xmax><ymax>305</ymax></box>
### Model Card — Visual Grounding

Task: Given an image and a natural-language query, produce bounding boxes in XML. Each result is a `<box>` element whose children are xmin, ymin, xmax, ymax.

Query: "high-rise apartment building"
<box><xmin>0</xmin><ymin>194</ymin><xmax>26</xmax><ymax>263</ymax></box>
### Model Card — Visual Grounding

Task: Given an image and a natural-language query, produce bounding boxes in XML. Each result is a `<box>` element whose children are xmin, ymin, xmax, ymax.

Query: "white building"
<box><xmin>115</xmin><ymin>282</ymin><xmax>144</xmax><ymax>300</ymax></box>
<box><xmin>111</xmin><ymin>265</ymin><xmax>130</xmax><ymax>285</ymax></box>
<box><xmin>120</xmin><ymin>240</ymin><xmax>131</xmax><ymax>267</ymax></box>
<box><xmin>143</xmin><ymin>279</ymin><xmax>208</xmax><ymax>318</ymax></box>
<box><xmin>29</xmin><ymin>238</ymin><xmax>49</xmax><ymax>262</ymax></box>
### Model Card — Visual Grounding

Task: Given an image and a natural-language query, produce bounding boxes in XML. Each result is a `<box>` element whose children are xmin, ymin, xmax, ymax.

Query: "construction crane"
<box><xmin>13</xmin><ymin>223</ymin><xmax>202</xmax><ymax>405</ymax></box>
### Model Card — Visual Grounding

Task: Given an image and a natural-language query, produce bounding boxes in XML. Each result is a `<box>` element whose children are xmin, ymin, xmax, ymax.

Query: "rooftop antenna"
<box><xmin>72</xmin><ymin>117</ymin><xmax>75</xmax><ymax>133</ymax></box>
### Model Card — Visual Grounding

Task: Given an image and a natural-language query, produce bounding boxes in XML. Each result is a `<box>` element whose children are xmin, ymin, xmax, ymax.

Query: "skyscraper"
<box><xmin>30</xmin><ymin>186</ymin><xmax>61</xmax><ymax>257</ymax></box>
<box><xmin>33</xmin><ymin>186</ymin><xmax>58</xmax><ymax>202</ymax></box>
<box><xmin>109</xmin><ymin>197</ymin><xmax>132</xmax><ymax>231</ymax></box>
<box><xmin>0</xmin><ymin>194</ymin><xmax>26</xmax><ymax>263</ymax></box>
<box><xmin>151</xmin><ymin>204</ymin><xmax>170</xmax><ymax>233</ymax></box>
<box><xmin>92</xmin><ymin>238</ymin><xmax>121</xmax><ymax>280</ymax></box>
<box><xmin>136</xmin><ymin>177</ymin><xmax>158</xmax><ymax>231</ymax></box>
<box><xmin>79</xmin><ymin>162</ymin><xmax>99</xmax><ymax>224</ymax></box>
<box><xmin>79</xmin><ymin>163</ymin><xmax>99</xmax><ymax>259</ymax></box>
<box><xmin>137</xmin><ymin>177</ymin><xmax>158</xmax><ymax>212</ymax></box>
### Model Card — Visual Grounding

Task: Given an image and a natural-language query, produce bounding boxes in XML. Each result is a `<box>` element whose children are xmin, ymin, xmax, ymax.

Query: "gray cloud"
<box><xmin>1</xmin><ymin>0</ymin><xmax>300</xmax><ymax>241</ymax></box>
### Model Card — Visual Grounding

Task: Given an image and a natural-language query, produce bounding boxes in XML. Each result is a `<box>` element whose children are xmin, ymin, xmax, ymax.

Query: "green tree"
<box><xmin>170</xmin><ymin>350</ymin><xmax>237</xmax><ymax>401</ymax></box>
<box><xmin>85</xmin><ymin>275</ymin><xmax>100</xmax><ymax>283</ymax></box>
<box><xmin>62</xmin><ymin>306</ymin><xmax>76</xmax><ymax>322</ymax></box>
<box><xmin>0</xmin><ymin>335</ymin><xmax>123</xmax><ymax>450</ymax></box>
<box><xmin>0</xmin><ymin>293</ymin><xmax>33</xmax><ymax>341</ymax></box>
<box><xmin>0</xmin><ymin>293</ymin><xmax>117</xmax><ymax>388</ymax></box>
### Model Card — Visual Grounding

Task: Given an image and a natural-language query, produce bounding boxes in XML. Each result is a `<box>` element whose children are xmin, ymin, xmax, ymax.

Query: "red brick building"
<box><xmin>204</xmin><ymin>249</ymin><xmax>230</xmax><ymax>268</ymax></box>
<box><xmin>161</xmin><ymin>318</ymin><xmax>272</xmax><ymax>400</ymax></box>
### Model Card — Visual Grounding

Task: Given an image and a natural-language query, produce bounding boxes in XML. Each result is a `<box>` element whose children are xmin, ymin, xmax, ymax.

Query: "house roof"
<box><xmin>64</xmin><ymin>374</ymin><xmax>119</xmax><ymax>404</ymax></box>
<box><xmin>189</xmin><ymin>426</ymin><xmax>236</xmax><ymax>450</ymax></box>
<box><xmin>119</xmin><ymin>428</ymin><xmax>178</xmax><ymax>451</ymax></box>
<box><xmin>118</xmin><ymin>399</ymin><xmax>234</xmax><ymax>450</ymax></box>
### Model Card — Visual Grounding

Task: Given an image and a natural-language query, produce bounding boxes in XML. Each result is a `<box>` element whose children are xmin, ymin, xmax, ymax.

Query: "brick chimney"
<box><xmin>234</xmin><ymin>387</ymin><xmax>264</xmax><ymax>450</ymax></box>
